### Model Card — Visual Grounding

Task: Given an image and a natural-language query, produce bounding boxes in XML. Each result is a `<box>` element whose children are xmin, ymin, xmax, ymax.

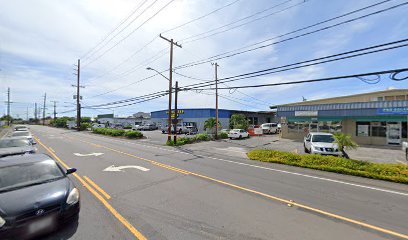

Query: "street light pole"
<box><xmin>174</xmin><ymin>81</ymin><xmax>178</xmax><ymax>143</ymax></box>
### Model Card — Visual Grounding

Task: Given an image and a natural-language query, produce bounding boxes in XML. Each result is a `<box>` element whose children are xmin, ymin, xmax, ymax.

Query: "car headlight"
<box><xmin>66</xmin><ymin>188</ymin><xmax>79</xmax><ymax>205</ymax></box>
<box><xmin>0</xmin><ymin>216</ymin><xmax>5</xmax><ymax>228</ymax></box>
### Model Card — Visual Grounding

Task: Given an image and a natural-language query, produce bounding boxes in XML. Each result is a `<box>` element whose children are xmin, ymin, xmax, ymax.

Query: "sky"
<box><xmin>0</xmin><ymin>0</ymin><xmax>407</xmax><ymax>118</ymax></box>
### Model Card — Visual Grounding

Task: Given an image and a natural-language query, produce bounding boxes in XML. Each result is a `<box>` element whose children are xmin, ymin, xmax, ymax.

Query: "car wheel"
<box><xmin>229</xmin><ymin>137</ymin><xmax>232</xmax><ymax>140</ymax></box>
<box><xmin>304</xmin><ymin>144</ymin><xmax>309</xmax><ymax>153</ymax></box>
<box><xmin>239</xmin><ymin>135</ymin><xmax>242</xmax><ymax>139</ymax></box>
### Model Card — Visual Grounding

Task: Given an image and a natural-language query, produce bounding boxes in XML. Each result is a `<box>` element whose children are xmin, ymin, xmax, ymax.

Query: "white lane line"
<box><xmin>77</xmin><ymin>132</ymin><xmax>408</xmax><ymax>197</ymax></box>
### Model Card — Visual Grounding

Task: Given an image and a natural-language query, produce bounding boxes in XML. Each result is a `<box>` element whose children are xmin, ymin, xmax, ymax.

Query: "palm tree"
<box><xmin>333</xmin><ymin>132</ymin><xmax>358</xmax><ymax>159</ymax></box>
<box><xmin>203</xmin><ymin>117</ymin><xmax>221</xmax><ymax>135</ymax></box>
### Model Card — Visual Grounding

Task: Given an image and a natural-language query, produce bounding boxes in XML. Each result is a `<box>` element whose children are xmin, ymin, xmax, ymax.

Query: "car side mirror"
<box><xmin>32</xmin><ymin>142</ymin><xmax>37</xmax><ymax>145</ymax></box>
<box><xmin>306</xmin><ymin>139</ymin><xmax>310</xmax><ymax>142</ymax></box>
<box><xmin>66</xmin><ymin>168</ymin><xmax>77</xmax><ymax>175</ymax></box>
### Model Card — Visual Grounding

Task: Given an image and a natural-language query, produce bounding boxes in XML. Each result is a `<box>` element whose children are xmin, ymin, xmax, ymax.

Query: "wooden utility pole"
<box><xmin>50</xmin><ymin>101</ymin><xmax>57</xmax><ymax>120</ymax></box>
<box><xmin>34</xmin><ymin>103</ymin><xmax>37</xmax><ymax>121</ymax></box>
<box><xmin>42</xmin><ymin>93</ymin><xmax>46</xmax><ymax>125</ymax></box>
<box><xmin>6</xmin><ymin>87</ymin><xmax>10</xmax><ymax>125</ymax></box>
<box><xmin>174</xmin><ymin>81</ymin><xmax>178</xmax><ymax>143</ymax></box>
<box><xmin>212</xmin><ymin>63</ymin><xmax>219</xmax><ymax>139</ymax></box>
<box><xmin>159</xmin><ymin>34</ymin><xmax>181</xmax><ymax>142</ymax></box>
<box><xmin>76</xmin><ymin>59</ymin><xmax>81</xmax><ymax>131</ymax></box>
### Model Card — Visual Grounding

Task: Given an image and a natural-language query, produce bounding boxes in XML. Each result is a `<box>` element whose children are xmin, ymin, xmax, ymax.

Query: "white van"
<box><xmin>261</xmin><ymin>123</ymin><xmax>278</xmax><ymax>134</ymax></box>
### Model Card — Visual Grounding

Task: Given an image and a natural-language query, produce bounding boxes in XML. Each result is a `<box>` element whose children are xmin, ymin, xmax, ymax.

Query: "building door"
<box><xmin>387</xmin><ymin>122</ymin><xmax>402</xmax><ymax>145</ymax></box>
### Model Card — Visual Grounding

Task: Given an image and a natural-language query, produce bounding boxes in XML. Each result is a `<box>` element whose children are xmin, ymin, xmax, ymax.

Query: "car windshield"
<box><xmin>312</xmin><ymin>134</ymin><xmax>334</xmax><ymax>143</ymax></box>
<box><xmin>0</xmin><ymin>139</ymin><xmax>30</xmax><ymax>148</ymax></box>
<box><xmin>11</xmin><ymin>131</ymin><xmax>30</xmax><ymax>137</ymax></box>
<box><xmin>0</xmin><ymin>160</ymin><xmax>64</xmax><ymax>192</ymax></box>
<box><xmin>231</xmin><ymin>129</ymin><xmax>240</xmax><ymax>132</ymax></box>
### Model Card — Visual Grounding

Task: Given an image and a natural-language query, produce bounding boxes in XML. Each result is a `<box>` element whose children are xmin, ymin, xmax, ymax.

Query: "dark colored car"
<box><xmin>0</xmin><ymin>154</ymin><xmax>80</xmax><ymax>240</ymax></box>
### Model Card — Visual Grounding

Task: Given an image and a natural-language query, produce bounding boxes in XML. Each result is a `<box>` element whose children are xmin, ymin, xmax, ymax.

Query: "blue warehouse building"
<box><xmin>151</xmin><ymin>108</ymin><xmax>275</xmax><ymax>132</ymax></box>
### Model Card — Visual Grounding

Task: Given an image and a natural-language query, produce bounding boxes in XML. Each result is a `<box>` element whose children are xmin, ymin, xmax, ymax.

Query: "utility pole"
<box><xmin>26</xmin><ymin>107</ymin><xmax>28</xmax><ymax>122</ymax></box>
<box><xmin>76</xmin><ymin>59</ymin><xmax>81</xmax><ymax>131</ymax></box>
<box><xmin>42</xmin><ymin>93</ymin><xmax>46</xmax><ymax>125</ymax></box>
<box><xmin>212</xmin><ymin>63</ymin><xmax>219</xmax><ymax>139</ymax></box>
<box><xmin>173</xmin><ymin>81</ymin><xmax>178</xmax><ymax>143</ymax></box>
<box><xmin>34</xmin><ymin>103</ymin><xmax>37</xmax><ymax>122</ymax></box>
<box><xmin>50</xmin><ymin>101</ymin><xmax>57</xmax><ymax>120</ymax></box>
<box><xmin>159</xmin><ymin>34</ymin><xmax>182</xmax><ymax>142</ymax></box>
<box><xmin>6</xmin><ymin>87</ymin><xmax>10</xmax><ymax>126</ymax></box>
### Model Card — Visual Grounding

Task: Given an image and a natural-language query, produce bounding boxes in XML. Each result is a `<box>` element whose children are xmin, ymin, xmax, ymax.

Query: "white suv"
<box><xmin>402</xmin><ymin>141</ymin><xmax>408</xmax><ymax>161</ymax></box>
<box><xmin>304</xmin><ymin>132</ymin><xmax>341</xmax><ymax>156</ymax></box>
<box><xmin>261</xmin><ymin>123</ymin><xmax>278</xmax><ymax>134</ymax></box>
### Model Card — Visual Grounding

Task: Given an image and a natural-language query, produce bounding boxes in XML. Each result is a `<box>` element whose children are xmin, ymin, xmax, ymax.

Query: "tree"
<box><xmin>229</xmin><ymin>114</ymin><xmax>248</xmax><ymax>130</ymax></box>
<box><xmin>333</xmin><ymin>132</ymin><xmax>358</xmax><ymax>159</ymax></box>
<box><xmin>204</xmin><ymin>117</ymin><xmax>221</xmax><ymax>135</ymax></box>
<box><xmin>81</xmin><ymin>117</ymin><xmax>92</xmax><ymax>123</ymax></box>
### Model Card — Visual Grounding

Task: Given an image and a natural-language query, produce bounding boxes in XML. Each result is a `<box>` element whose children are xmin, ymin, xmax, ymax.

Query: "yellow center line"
<box><xmin>68</xmin><ymin>135</ymin><xmax>408</xmax><ymax>239</ymax></box>
<box><xmin>83</xmin><ymin>176</ymin><xmax>112</xmax><ymax>200</ymax></box>
<box><xmin>34</xmin><ymin>137</ymin><xmax>147</xmax><ymax>240</ymax></box>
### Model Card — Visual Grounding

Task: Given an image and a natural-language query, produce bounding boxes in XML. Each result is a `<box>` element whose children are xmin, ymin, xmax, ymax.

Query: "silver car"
<box><xmin>0</xmin><ymin>137</ymin><xmax>37</xmax><ymax>158</ymax></box>
<box><xmin>9</xmin><ymin>131</ymin><xmax>34</xmax><ymax>144</ymax></box>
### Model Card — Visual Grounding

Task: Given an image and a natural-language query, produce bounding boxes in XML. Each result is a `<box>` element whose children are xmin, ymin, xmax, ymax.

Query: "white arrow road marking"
<box><xmin>73</xmin><ymin>153</ymin><xmax>104</xmax><ymax>157</ymax></box>
<box><xmin>103</xmin><ymin>165</ymin><xmax>150</xmax><ymax>172</ymax></box>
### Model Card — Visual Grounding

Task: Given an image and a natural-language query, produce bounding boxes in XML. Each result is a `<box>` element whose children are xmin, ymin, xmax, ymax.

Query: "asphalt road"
<box><xmin>29</xmin><ymin>125</ymin><xmax>408</xmax><ymax>240</ymax></box>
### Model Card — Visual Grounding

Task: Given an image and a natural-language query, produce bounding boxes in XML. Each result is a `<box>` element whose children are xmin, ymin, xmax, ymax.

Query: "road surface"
<box><xmin>30</xmin><ymin>125</ymin><xmax>408</xmax><ymax>240</ymax></box>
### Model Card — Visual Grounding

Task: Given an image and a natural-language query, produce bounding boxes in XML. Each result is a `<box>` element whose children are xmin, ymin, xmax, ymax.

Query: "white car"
<box><xmin>304</xmin><ymin>132</ymin><xmax>341</xmax><ymax>156</ymax></box>
<box><xmin>261</xmin><ymin>123</ymin><xmax>278</xmax><ymax>134</ymax></box>
<box><xmin>402</xmin><ymin>141</ymin><xmax>408</xmax><ymax>161</ymax></box>
<box><xmin>228</xmin><ymin>129</ymin><xmax>249</xmax><ymax>139</ymax></box>
<box><xmin>9</xmin><ymin>131</ymin><xmax>35</xmax><ymax>144</ymax></box>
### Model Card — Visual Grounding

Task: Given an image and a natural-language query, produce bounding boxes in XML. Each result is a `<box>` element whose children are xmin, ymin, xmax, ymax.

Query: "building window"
<box><xmin>402</xmin><ymin>122</ymin><xmax>407</xmax><ymax>139</ymax></box>
<box><xmin>384</xmin><ymin>96</ymin><xmax>395</xmax><ymax>101</ymax></box>
<box><xmin>356</xmin><ymin>122</ymin><xmax>370</xmax><ymax>136</ymax></box>
<box><xmin>396</xmin><ymin>95</ymin><xmax>406</xmax><ymax>100</ymax></box>
<box><xmin>370</xmin><ymin>122</ymin><xmax>386</xmax><ymax>137</ymax></box>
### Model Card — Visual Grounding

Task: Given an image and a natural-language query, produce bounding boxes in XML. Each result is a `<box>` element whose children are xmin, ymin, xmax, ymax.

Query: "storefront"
<box><xmin>277</xmin><ymin>101</ymin><xmax>408</xmax><ymax>145</ymax></box>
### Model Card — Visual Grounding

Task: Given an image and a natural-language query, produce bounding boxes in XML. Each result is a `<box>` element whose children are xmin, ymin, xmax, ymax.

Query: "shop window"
<box><xmin>384</xmin><ymin>96</ymin><xmax>395</xmax><ymax>101</ymax></box>
<box><xmin>396</xmin><ymin>95</ymin><xmax>406</xmax><ymax>100</ymax></box>
<box><xmin>356</xmin><ymin>122</ymin><xmax>370</xmax><ymax>136</ymax></box>
<box><xmin>370</xmin><ymin>122</ymin><xmax>386</xmax><ymax>137</ymax></box>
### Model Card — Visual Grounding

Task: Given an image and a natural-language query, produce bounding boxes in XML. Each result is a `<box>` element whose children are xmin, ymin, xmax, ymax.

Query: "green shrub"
<box><xmin>166</xmin><ymin>140</ymin><xmax>175</xmax><ymax>146</ymax></box>
<box><xmin>196</xmin><ymin>133</ymin><xmax>210</xmax><ymax>141</ymax></box>
<box><xmin>109</xmin><ymin>129</ymin><xmax>125</xmax><ymax>136</ymax></box>
<box><xmin>123</xmin><ymin>125</ymin><xmax>132</xmax><ymax>129</ymax></box>
<box><xmin>218</xmin><ymin>132</ymin><xmax>228</xmax><ymax>139</ymax></box>
<box><xmin>92</xmin><ymin>128</ymin><xmax>125</xmax><ymax>137</ymax></box>
<box><xmin>247</xmin><ymin>149</ymin><xmax>408</xmax><ymax>184</ymax></box>
<box><xmin>80</xmin><ymin>122</ymin><xmax>91</xmax><ymax>131</ymax></box>
<box><xmin>124</xmin><ymin>131</ymin><xmax>143</xmax><ymax>139</ymax></box>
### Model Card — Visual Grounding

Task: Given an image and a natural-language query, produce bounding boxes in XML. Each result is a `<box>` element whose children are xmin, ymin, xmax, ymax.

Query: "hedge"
<box><xmin>247</xmin><ymin>149</ymin><xmax>408</xmax><ymax>184</ymax></box>
<box><xmin>166</xmin><ymin>132</ymin><xmax>229</xmax><ymax>146</ymax></box>
<box><xmin>92</xmin><ymin>128</ymin><xmax>143</xmax><ymax>139</ymax></box>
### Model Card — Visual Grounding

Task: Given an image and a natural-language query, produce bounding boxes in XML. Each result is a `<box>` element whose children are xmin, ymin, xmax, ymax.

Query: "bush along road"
<box><xmin>247</xmin><ymin>149</ymin><xmax>408</xmax><ymax>184</ymax></box>
<box><xmin>166</xmin><ymin>132</ymin><xmax>228</xmax><ymax>146</ymax></box>
<box><xmin>92</xmin><ymin>128</ymin><xmax>143</xmax><ymax>139</ymax></box>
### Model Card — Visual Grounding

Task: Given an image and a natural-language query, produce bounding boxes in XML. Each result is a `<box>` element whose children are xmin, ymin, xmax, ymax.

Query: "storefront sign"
<box><xmin>166</xmin><ymin>110</ymin><xmax>184</xmax><ymax>115</ymax></box>
<box><xmin>377</xmin><ymin>107</ymin><xmax>408</xmax><ymax>115</ymax></box>
<box><xmin>295</xmin><ymin>111</ymin><xmax>318</xmax><ymax>117</ymax></box>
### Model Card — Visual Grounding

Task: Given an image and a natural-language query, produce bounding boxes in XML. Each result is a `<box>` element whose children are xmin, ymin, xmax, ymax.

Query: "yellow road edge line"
<box><xmin>69</xmin><ymin>136</ymin><xmax>408</xmax><ymax>239</ymax></box>
<box><xmin>49</xmin><ymin>147</ymin><xmax>55</xmax><ymax>153</ymax></box>
<box><xmin>34</xmin><ymin>137</ymin><xmax>147</xmax><ymax>240</ymax></box>
<box><xmin>83</xmin><ymin>176</ymin><xmax>112</xmax><ymax>200</ymax></box>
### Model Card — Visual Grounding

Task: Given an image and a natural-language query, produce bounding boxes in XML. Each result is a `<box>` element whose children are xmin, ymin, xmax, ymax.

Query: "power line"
<box><xmin>180</xmin><ymin>0</ymin><xmax>308</xmax><ymax>44</ymax></box>
<box><xmin>82</xmin><ymin>0</ymin><xmax>175</xmax><ymax>68</ymax></box>
<box><xmin>179</xmin><ymin>38</ymin><xmax>408</xmax><ymax>89</ymax></box>
<box><xmin>175</xmin><ymin>0</ymin><xmax>403</xmax><ymax>69</ymax></box>
<box><xmin>187</xmin><ymin>68</ymin><xmax>408</xmax><ymax>91</ymax></box>
<box><xmin>162</xmin><ymin>0</ymin><xmax>242</xmax><ymax>34</ymax></box>
<box><xmin>81</xmin><ymin>0</ymin><xmax>151</xmax><ymax>60</ymax></box>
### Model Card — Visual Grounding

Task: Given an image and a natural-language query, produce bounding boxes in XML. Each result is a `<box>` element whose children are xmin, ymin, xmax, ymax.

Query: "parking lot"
<box><xmin>138</xmin><ymin>130</ymin><xmax>407</xmax><ymax>164</ymax></box>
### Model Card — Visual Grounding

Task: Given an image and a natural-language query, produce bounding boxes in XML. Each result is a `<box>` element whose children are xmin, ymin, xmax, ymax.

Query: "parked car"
<box><xmin>142</xmin><ymin>123</ymin><xmax>158</xmax><ymax>131</ymax></box>
<box><xmin>184</xmin><ymin>126</ymin><xmax>198</xmax><ymax>135</ymax></box>
<box><xmin>0</xmin><ymin>137</ymin><xmax>36</xmax><ymax>158</ymax></box>
<box><xmin>261</xmin><ymin>123</ymin><xmax>278</xmax><ymax>134</ymax></box>
<box><xmin>228</xmin><ymin>129</ymin><xmax>249</xmax><ymax>139</ymax></box>
<box><xmin>0</xmin><ymin>154</ymin><xmax>80</xmax><ymax>239</ymax></box>
<box><xmin>304</xmin><ymin>132</ymin><xmax>341</xmax><ymax>156</ymax></box>
<box><xmin>13</xmin><ymin>125</ymin><xmax>28</xmax><ymax>132</ymax></box>
<box><xmin>220</xmin><ymin>129</ymin><xmax>230</xmax><ymax>134</ymax></box>
<box><xmin>162</xmin><ymin>124</ymin><xmax>183</xmax><ymax>134</ymax></box>
<box><xmin>403</xmin><ymin>141</ymin><xmax>408</xmax><ymax>161</ymax></box>
<box><xmin>9</xmin><ymin>131</ymin><xmax>34</xmax><ymax>144</ymax></box>
<box><xmin>92</xmin><ymin>123</ymin><xmax>105</xmax><ymax>129</ymax></box>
